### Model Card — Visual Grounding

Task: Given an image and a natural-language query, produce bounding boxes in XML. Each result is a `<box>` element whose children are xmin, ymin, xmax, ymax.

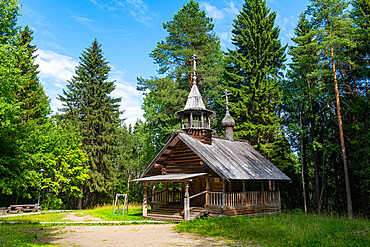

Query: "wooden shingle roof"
<box><xmin>142</xmin><ymin>132</ymin><xmax>290</xmax><ymax>181</ymax></box>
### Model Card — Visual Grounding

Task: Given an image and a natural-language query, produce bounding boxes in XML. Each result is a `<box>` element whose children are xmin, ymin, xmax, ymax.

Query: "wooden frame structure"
<box><xmin>133</xmin><ymin>54</ymin><xmax>290</xmax><ymax>221</ymax></box>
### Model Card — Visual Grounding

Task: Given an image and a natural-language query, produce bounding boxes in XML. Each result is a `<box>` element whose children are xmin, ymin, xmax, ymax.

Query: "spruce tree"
<box><xmin>58</xmin><ymin>39</ymin><xmax>121</xmax><ymax>208</ymax></box>
<box><xmin>15</xmin><ymin>26</ymin><xmax>50</xmax><ymax>122</ymax></box>
<box><xmin>138</xmin><ymin>0</ymin><xmax>223</xmax><ymax>154</ymax></box>
<box><xmin>0</xmin><ymin>0</ymin><xmax>19</xmax><ymax>44</ymax></box>
<box><xmin>224</xmin><ymin>0</ymin><xmax>286</xmax><ymax>151</ymax></box>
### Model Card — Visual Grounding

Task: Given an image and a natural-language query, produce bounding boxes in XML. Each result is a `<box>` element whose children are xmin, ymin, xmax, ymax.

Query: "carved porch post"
<box><xmin>152</xmin><ymin>182</ymin><xmax>156</xmax><ymax>202</ymax></box>
<box><xmin>143</xmin><ymin>182</ymin><xmax>148</xmax><ymax>217</ymax></box>
<box><xmin>205</xmin><ymin>177</ymin><xmax>210</xmax><ymax>206</ymax></box>
<box><xmin>184</xmin><ymin>181</ymin><xmax>190</xmax><ymax>220</ymax></box>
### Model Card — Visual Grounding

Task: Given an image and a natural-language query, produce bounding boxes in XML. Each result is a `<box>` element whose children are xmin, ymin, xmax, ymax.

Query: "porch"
<box><xmin>135</xmin><ymin>173</ymin><xmax>281</xmax><ymax>221</ymax></box>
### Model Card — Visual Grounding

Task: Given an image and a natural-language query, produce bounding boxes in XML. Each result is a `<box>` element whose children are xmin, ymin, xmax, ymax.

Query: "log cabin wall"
<box><xmin>158</xmin><ymin>140</ymin><xmax>209</xmax><ymax>174</ymax></box>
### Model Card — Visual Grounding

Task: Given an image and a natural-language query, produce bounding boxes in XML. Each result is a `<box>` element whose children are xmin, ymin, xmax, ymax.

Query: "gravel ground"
<box><xmin>50</xmin><ymin>224</ymin><xmax>240</xmax><ymax>246</ymax></box>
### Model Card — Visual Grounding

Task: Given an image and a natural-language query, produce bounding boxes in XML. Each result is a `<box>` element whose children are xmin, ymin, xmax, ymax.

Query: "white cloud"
<box><xmin>275</xmin><ymin>13</ymin><xmax>296</xmax><ymax>46</ymax></box>
<box><xmin>224</xmin><ymin>1</ymin><xmax>239</xmax><ymax>15</ymax></box>
<box><xmin>200</xmin><ymin>2</ymin><xmax>225</xmax><ymax>21</ymax></box>
<box><xmin>36</xmin><ymin>49</ymin><xmax>77</xmax><ymax>83</ymax></box>
<box><xmin>88</xmin><ymin>0</ymin><xmax>154</xmax><ymax>26</ymax></box>
<box><xmin>35</xmin><ymin>49</ymin><xmax>143</xmax><ymax>125</ymax></box>
<box><xmin>110</xmin><ymin>68</ymin><xmax>144</xmax><ymax>126</ymax></box>
<box><xmin>200</xmin><ymin>1</ymin><xmax>240</xmax><ymax>22</ymax></box>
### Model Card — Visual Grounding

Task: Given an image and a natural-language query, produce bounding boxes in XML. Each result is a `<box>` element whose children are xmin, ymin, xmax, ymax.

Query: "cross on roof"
<box><xmin>221</xmin><ymin>89</ymin><xmax>232</xmax><ymax>113</ymax></box>
<box><xmin>189</xmin><ymin>54</ymin><xmax>199</xmax><ymax>86</ymax></box>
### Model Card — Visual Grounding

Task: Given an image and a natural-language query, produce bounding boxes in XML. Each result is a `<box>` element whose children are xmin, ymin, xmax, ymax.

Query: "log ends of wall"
<box><xmin>205</xmin><ymin>204</ymin><xmax>281</xmax><ymax>217</ymax></box>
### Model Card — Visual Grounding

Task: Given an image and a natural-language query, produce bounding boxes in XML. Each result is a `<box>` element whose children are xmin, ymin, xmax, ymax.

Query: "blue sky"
<box><xmin>17</xmin><ymin>0</ymin><xmax>309</xmax><ymax>126</ymax></box>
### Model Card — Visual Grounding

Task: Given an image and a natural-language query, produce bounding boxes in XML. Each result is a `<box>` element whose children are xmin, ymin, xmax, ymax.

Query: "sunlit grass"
<box><xmin>0</xmin><ymin>204</ymin><xmax>145</xmax><ymax>223</ymax></box>
<box><xmin>0</xmin><ymin>211</ymin><xmax>68</xmax><ymax>222</ymax></box>
<box><xmin>79</xmin><ymin>204</ymin><xmax>145</xmax><ymax>221</ymax></box>
<box><xmin>175</xmin><ymin>213</ymin><xmax>370</xmax><ymax>247</ymax></box>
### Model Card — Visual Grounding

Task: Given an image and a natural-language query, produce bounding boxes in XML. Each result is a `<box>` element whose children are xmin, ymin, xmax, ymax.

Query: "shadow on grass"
<box><xmin>0</xmin><ymin>222</ymin><xmax>65</xmax><ymax>246</ymax></box>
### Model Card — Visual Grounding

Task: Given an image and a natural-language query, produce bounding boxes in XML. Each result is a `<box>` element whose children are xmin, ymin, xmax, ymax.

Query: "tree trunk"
<box><xmin>331</xmin><ymin>46</ymin><xmax>353</xmax><ymax>219</ymax></box>
<box><xmin>300</xmin><ymin>105</ymin><xmax>308</xmax><ymax>213</ymax></box>
<box><xmin>307</xmin><ymin>79</ymin><xmax>321</xmax><ymax>213</ymax></box>
<box><xmin>77</xmin><ymin>185</ymin><xmax>83</xmax><ymax>210</ymax></box>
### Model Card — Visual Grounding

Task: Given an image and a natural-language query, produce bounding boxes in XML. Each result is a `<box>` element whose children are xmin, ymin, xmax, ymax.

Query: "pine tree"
<box><xmin>307</xmin><ymin>0</ymin><xmax>356</xmax><ymax>219</ymax></box>
<box><xmin>15</xmin><ymin>26</ymin><xmax>50</xmax><ymax>122</ymax></box>
<box><xmin>137</xmin><ymin>0</ymin><xmax>223</xmax><ymax>155</ymax></box>
<box><xmin>224</xmin><ymin>0</ymin><xmax>286</xmax><ymax>150</ymax></box>
<box><xmin>286</xmin><ymin>13</ymin><xmax>323</xmax><ymax>213</ymax></box>
<box><xmin>58</xmin><ymin>39</ymin><xmax>122</xmax><ymax>208</ymax></box>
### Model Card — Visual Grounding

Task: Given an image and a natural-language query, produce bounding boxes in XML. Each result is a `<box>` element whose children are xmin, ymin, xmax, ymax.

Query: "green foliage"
<box><xmin>283</xmin><ymin>0</ymin><xmax>369</xmax><ymax>215</ymax></box>
<box><xmin>176</xmin><ymin>214</ymin><xmax>370</xmax><ymax>246</ymax></box>
<box><xmin>58</xmin><ymin>39</ymin><xmax>122</xmax><ymax>208</ymax></box>
<box><xmin>223</xmin><ymin>0</ymin><xmax>286</xmax><ymax>146</ymax></box>
<box><xmin>137</xmin><ymin>0</ymin><xmax>223</xmax><ymax>164</ymax></box>
<box><xmin>0</xmin><ymin>0</ymin><xmax>19</xmax><ymax>44</ymax></box>
<box><xmin>0</xmin><ymin>119</ymin><xmax>89</xmax><ymax>207</ymax></box>
<box><xmin>15</xmin><ymin>26</ymin><xmax>50</xmax><ymax>122</ymax></box>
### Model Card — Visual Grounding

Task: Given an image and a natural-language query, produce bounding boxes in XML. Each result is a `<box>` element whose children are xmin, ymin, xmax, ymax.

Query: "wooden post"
<box><xmin>165</xmin><ymin>182</ymin><xmax>168</xmax><ymax>205</ymax></box>
<box><xmin>190</xmin><ymin>112</ymin><xmax>193</xmax><ymax>128</ymax></box>
<box><xmin>268</xmin><ymin>180</ymin><xmax>272</xmax><ymax>204</ymax></box>
<box><xmin>261</xmin><ymin>181</ymin><xmax>265</xmax><ymax>205</ymax></box>
<box><xmin>172</xmin><ymin>182</ymin><xmax>175</xmax><ymax>203</ymax></box>
<box><xmin>181</xmin><ymin>115</ymin><xmax>184</xmax><ymax>129</ymax></box>
<box><xmin>152</xmin><ymin>182</ymin><xmax>156</xmax><ymax>202</ymax></box>
<box><xmin>222</xmin><ymin>180</ymin><xmax>226</xmax><ymax>206</ymax></box>
<box><xmin>184</xmin><ymin>181</ymin><xmax>190</xmax><ymax>220</ymax></box>
<box><xmin>205</xmin><ymin>177</ymin><xmax>210</xmax><ymax>206</ymax></box>
<box><xmin>242</xmin><ymin>180</ymin><xmax>246</xmax><ymax>205</ymax></box>
<box><xmin>143</xmin><ymin>182</ymin><xmax>147</xmax><ymax>217</ymax></box>
<box><xmin>201</xmin><ymin>112</ymin><xmax>204</xmax><ymax>128</ymax></box>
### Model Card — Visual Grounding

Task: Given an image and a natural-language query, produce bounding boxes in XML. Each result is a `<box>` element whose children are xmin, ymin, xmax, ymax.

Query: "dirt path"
<box><xmin>61</xmin><ymin>212</ymin><xmax>103</xmax><ymax>222</ymax></box>
<box><xmin>50</xmin><ymin>224</ymin><xmax>240</xmax><ymax>246</ymax></box>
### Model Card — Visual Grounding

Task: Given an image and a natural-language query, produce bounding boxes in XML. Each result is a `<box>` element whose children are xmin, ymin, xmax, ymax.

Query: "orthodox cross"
<box><xmin>190</xmin><ymin>54</ymin><xmax>199</xmax><ymax>85</ymax></box>
<box><xmin>221</xmin><ymin>89</ymin><xmax>232</xmax><ymax>114</ymax></box>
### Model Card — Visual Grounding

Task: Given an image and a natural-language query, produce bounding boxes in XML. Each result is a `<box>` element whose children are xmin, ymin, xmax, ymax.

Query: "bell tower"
<box><xmin>175</xmin><ymin>54</ymin><xmax>214</xmax><ymax>144</ymax></box>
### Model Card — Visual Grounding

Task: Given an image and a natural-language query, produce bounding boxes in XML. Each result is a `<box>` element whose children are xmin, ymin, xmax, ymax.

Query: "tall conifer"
<box><xmin>224</xmin><ymin>0</ymin><xmax>286</xmax><ymax>150</ymax></box>
<box><xmin>138</xmin><ymin>0</ymin><xmax>223</xmax><ymax>155</ymax></box>
<box><xmin>58</xmin><ymin>40</ymin><xmax>121</xmax><ymax>208</ymax></box>
<box><xmin>15</xmin><ymin>26</ymin><xmax>50</xmax><ymax>122</ymax></box>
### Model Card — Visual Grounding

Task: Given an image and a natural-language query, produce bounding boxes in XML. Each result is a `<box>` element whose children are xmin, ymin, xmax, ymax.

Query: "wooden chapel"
<box><xmin>133</xmin><ymin>55</ymin><xmax>290</xmax><ymax>221</ymax></box>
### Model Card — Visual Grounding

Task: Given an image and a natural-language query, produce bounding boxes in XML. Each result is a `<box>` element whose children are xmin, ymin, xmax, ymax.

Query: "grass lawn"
<box><xmin>79</xmin><ymin>204</ymin><xmax>144</xmax><ymax>221</ymax></box>
<box><xmin>0</xmin><ymin>204</ymin><xmax>145</xmax><ymax>223</ymax></box>
<box><xmin>0</xmin><ymin>204</ymin><xmax>149</xmax><ymax>246</ymax></box>
<box><xmin>175</xmin><ymin>213</ymin><xmax>370</xmax><ymax>247</ymax></box>
<box><xmin>0</xmin><ymin>223</ymin><xmax>56</xmax><ymax>247</ymax></box>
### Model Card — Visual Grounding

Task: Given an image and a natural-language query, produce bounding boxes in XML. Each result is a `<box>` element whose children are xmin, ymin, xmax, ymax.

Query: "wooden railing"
<box><xmin>183</xmin><ymin>121</ymin><xmax>210</xmax><ymax>129</ymax></box>
<box><xmin>208</xmin><ymin>191</ymin><xmax>280</xmax><ymax>207</ymax></box>
<box><xmin>151</xmin><ymin>190</ymin><xmax>182</xmax><ymax>203</ymax></box>
<box><xmin>168</xmin><ymin>191</ymin><xmax>182</xmax><ymax>203</ymax></box>
<box><xmin>151</xmin><ymin>190</ymin><xmax>166</xmax><ymax>203</ymax></box>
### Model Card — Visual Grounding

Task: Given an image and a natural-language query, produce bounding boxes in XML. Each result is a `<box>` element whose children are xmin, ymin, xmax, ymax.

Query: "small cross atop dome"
<box><xmin>221</xmin><ymin>89</ymin><xmax>235</xmax><ymax>140</ymax></box>
<box><xmin>175</xmin><ymin>54</ymin><xmax>214</xmax><ymax>144</ymax></box>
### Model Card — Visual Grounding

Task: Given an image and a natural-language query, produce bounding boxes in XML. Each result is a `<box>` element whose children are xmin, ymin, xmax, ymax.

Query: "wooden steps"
<box><xmin>144</xmin><ymin>205</ymin><xmax>209</xmax><ymax>222</ymax></box>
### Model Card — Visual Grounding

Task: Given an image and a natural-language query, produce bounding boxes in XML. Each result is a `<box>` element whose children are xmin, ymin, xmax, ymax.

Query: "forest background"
<box><xmin>0</xmin><ymin>0</ymin><xmax>368</xmax><ymax>218</ymax></box>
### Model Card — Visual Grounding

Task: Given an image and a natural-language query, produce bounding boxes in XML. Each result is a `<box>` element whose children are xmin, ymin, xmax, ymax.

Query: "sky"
<box><xmin>17</xmin><ymin>0</ymin><xmax>309</xmax><ymax>126</ymax></box>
